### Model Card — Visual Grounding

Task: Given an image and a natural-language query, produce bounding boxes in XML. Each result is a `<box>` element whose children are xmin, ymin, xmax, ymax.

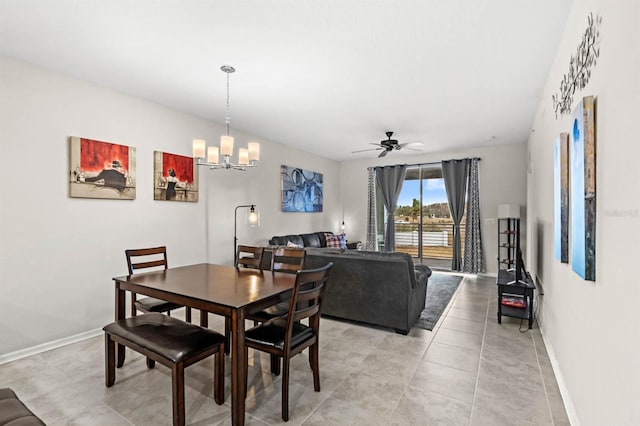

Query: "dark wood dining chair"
<box><xmin>235</xmin><ymin>245</ymin><xmax>264</xmax><ymax>269</ymax></box>
<box><xmin>244</xmin><ymin>262</ymin><xmax>333</xmax><ymax>421</ymax></box>
<box><xmin>104</xmin><ymin>313</ymin><xmax>225</xmax><ymax>426</ymax></box>
<box><xmin>247</xmin><ymin>247</ymin><xmax>305</xmax><ymax>325</ymax></box>
<box><xmin>125</xmin><ymin>246</ymin><xmax>192</xmax><ymax>322</ymax></box>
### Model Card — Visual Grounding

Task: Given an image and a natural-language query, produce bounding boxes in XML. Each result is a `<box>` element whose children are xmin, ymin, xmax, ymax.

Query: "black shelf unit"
<box><xmin>497</xmin><ymin>217</ymin><xmax>520</xmax><ymax>270</ymax></box>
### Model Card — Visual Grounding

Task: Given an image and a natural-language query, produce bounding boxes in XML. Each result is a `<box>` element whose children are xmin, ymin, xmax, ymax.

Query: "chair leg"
<box><xmin>172</xmin><ymin>362</ymin><xmax>185</xmax><ymax>426</ymax></box>
<box><xmin>214</xmin><ymin>344</ymin><xmax>225</xmax><ymax>405</ymax></box>
<box><xmin>281</xmin><ymin>357</ymin><xmax>290</xmax><ymax>422</ymax></box>
<box><xmin>311</xmin><ymin>343</ymin><xmax>320</xmax><ymax>392</ymax></box>
<box><xmin>185</xmin><ymin>307</ymin><xmax>192</xmax><ymax>323</ymax></box>
<box><xmin>146</xmin><ymin>357</ymin><xmax>156</xmax><ymax>369</ymax></box>
<box><xmin>270</xmin><ymin>354</ymin><xmax>281</xmax><ymax>376</ymax></box>
<box><xmin>105</xmin><ymin>333</ymin><xmax>115</xmax><ymax>387</ymax></box>
<box><xmin>244</xmin><ymin>347</ymin><xmax>249</xmax><ymax>398</ymax></box>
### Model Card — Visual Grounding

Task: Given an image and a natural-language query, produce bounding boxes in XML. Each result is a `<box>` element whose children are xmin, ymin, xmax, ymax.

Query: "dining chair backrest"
<box><xmin>270</xmin><ymin>247</ymin><xmax>305</xmax><ymax>274</ymax></box>
<box><xmin>236</xmin><ymin>245</ymin><xmax>265</xmax><ymax>269</ymax></box>
<box><xmin>125</xmin><ymin>246</ymin><xmax>168</xmax><ymax>275</ymax></box>
<box><xmin>283</xmin><ymin>262</ymin><xmax>333</xmax><ymax>349</ymax></box>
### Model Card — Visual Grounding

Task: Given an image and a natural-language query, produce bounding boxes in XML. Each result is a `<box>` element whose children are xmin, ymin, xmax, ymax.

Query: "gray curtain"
<box><xmin>375</xmin><ymin>165</ymin><xmax>407</xmax><ymax>252</ymax></box>
<box><xmin>365</xmin><ymin>167</ymin><xmax>378</xmax><ymax>251</ymax></box>
<box><xmin>462</xmin><ymin>158</ymin><xmax>486</xmax><ymax>273</ymax></box>
<box><xmin>442</xmin><ymin>159</ymin><xmax>469</xmax><ymax>270</ymax></box>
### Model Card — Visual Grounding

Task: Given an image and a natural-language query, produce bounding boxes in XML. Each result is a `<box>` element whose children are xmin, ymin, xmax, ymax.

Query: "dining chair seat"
<box><xmin>245</xmin><ymin>317</ymin><xmax>315</xmax><ymax>350</ymax></box>
<box><xmin>246</xmin><ymin>301</ymin><xmax>289</xmax><ymax>324</ymax></box>
<box><xmin>134</xmin><ymin>297</ymin><xmax>183</xmax><ymax>314</ymax></box>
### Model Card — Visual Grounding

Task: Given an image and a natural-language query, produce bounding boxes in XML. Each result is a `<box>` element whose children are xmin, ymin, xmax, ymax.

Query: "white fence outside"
<box><xmin>395</xmin><ymin>231</ymin><xmax>449</xmax><ymax>247</ymax></box>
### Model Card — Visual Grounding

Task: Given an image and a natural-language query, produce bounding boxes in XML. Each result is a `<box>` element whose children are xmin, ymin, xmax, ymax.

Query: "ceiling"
<box><xmin>0</xmin><ymin>1</ymin><xmax>573</xmax><ymax>161</ymax></box>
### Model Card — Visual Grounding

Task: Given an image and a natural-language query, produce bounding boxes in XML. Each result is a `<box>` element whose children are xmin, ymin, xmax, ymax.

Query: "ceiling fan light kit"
<box><xmin>351</xmin><ymin>131</ymin><xmax>424</xmax><ymax>158</ymax></box>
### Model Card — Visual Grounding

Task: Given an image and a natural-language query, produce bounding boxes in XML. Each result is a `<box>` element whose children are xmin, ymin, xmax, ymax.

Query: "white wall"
<box><xmin>527</xmin><ymin>1</ymin><xmax>640</xmax><ymax>424</ymax></box>
<box><xmin>340</xmin><ymin>142</ymin><xmax>528</xmax><ymax>274</ymax></box>
<box><xmin>0</xmin><ymin>56</ymin><xmax>340</xmax><ymax>357</ymax></box>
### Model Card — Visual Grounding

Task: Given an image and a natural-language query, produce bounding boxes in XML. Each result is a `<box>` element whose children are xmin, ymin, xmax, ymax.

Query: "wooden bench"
<box><xmin>104</xmin><ymin>313</ymin><xmax>225</xmax><ymax>426</ymax></box>
<box><xmin>0</xmin><ymin>388</ymin><xmax>45</xmax><ymax>425</ymax></box>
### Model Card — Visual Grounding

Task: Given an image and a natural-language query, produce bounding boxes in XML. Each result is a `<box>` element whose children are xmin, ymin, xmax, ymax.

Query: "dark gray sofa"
<box><xmin>269</xmin><ymin>231</ymin><xmax>360</xmax><ymax>250</ymax></box>
<box><xmin>303</xmin><ymin>248</ymin><xmax>431</xmax><ymax>334</ymax></box>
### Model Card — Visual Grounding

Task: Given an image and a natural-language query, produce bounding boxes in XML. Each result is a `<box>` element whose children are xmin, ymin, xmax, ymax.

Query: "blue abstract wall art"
<box><xmin>281</xmin><ymin>165</ymin><xmax>323</xmax><ymax>212</ymax></box>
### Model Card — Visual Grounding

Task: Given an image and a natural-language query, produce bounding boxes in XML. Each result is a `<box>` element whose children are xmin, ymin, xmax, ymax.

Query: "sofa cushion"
<box><xmin>301</xmin><ymin>233</ymin><xmax>322</xmax><ymax>248</ymax></box>
<box><xmin>271</xmin><ymin>234</ymin><xmax>304</xmax><ymax>247</ymax></box>
<box><xmin>0</xmin><ymin>388</ymin><xmax>45</xmax><ymax>425</ymax></box>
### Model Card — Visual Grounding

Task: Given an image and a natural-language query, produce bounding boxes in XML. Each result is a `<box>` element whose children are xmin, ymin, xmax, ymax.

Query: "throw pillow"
<box><xmin>325</xmin><ymin>234</ymin><xmax>342</xmax><ymax>248</ymax></box>
<box><xmin>287</xmin><ymin>241</ymin><xmax>303</xmax><ymax>248</ymax></box>
<box><xmin>338</xmin><ymin>234</ymin><xmax>348</xmax><ymax>250</ymax></box>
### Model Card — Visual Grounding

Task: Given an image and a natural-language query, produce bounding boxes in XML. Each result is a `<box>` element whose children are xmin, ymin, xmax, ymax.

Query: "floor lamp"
<box><xmin>234</xmin><ymin>204</ymin><xmax>259</xmax><ymax>264</ymax></box>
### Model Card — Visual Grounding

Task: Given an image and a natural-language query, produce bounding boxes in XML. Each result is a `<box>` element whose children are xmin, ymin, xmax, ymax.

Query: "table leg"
<box><xmin>497</xmin><ymin>287</ymin><xmax>503</xmax><ymax>324</ymax></box>
<box><xmin>528</xmin><ymin>289</ymin><xmax>534</xmax><ymax>329</ymax></box>
<box><xmin>231</xmin><ymin>309</ymin><xmax>246</xmax><ymax>426</ymax></box>
<box><xmin>115</xmin><ymin>284</ymin><xmax>126</xmax><ymax>367</ymax></box>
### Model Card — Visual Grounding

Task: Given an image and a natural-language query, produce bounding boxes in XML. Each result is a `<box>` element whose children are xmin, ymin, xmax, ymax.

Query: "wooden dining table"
<box><xmin>112</xmin><ymin>263</ymin><xmax>297</xmax><ymax>426</ymax></box>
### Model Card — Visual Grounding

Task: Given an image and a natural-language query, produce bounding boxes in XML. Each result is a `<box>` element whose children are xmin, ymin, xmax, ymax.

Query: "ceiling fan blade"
<box><xmin>404</xmin><ymin>147</ymin><xmax>424</xmax><ymax>152</ymax></box>
<box><xmin>351</xmin><ymin>147</ymin><xmax>383</xmax><ymax>153</ymax></box>
<box><xmin>398</xmin><ymin>141</ymin><xmax>424</xmax><ymax>148</ymax></box>
<box><xmin>378</xmin><ymin>150</ymin><xmax>389</xmax><ymax>158</ymax></box>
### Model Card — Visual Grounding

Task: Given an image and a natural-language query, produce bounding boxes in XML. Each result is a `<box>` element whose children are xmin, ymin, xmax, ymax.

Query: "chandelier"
<box><xmin>192</xmin><ymin>65</ymin><xmax>259</xmax><ymax>170</ymax></box>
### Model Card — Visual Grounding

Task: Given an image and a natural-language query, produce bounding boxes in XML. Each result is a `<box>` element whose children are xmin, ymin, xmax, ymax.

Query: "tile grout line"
<box><xmin>468</xmin><ymin>288</ymin><xmax>492</xmax><ymax>426</ymax></box>
<box><xmin>531</xmin><ymin>329</ymin><xmax>557</xmax><ymax>425</ymax></box>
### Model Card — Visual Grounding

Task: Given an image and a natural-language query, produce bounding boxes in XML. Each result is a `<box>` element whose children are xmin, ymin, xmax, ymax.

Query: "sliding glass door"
<box><xmin>387</xmin><ymin>164</ymin><xmax>465</xmax><ymax>270</ymax></box>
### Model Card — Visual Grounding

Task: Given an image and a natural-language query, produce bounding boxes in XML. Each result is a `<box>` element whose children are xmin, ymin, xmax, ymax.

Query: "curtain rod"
<box><xmin>368</xmin><ymin>157</ymin><xmax>481</xmax><ymax>170</ymax></box>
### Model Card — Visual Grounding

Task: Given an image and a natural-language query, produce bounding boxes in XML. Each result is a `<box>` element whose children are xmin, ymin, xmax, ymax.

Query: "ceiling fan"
<box><xmin>352</xmin><ymin>131</ymin><xmax>424</xmax><ymax>158</ymax></box>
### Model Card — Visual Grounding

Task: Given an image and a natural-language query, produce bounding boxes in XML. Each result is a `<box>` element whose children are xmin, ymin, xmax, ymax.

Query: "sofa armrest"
<box><xmin>414</xmin><ymin>264</ymin><xmax>432</xmax><ymax>288</ymax></box>
<box><xmin>346</xmin><ymin>241</ymin><xmax>362</xmax><ymax>250</ymax></box>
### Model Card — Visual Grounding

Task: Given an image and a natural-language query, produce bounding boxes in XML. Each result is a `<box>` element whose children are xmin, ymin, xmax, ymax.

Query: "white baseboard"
<box><xmin>539</xmin><ymin>325</ymin><xmax>580</xmax><ymax>426</ymax></box>
<box><xmin>0</xmin><ymin>328</ymin><xmax>103</xmax><ymax>365</ymax></box>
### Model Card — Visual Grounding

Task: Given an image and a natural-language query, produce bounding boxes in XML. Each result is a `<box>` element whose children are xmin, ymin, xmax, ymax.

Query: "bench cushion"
<box><xmin>0</xmin><ymin>388</ymin><xmax>45</xmax><ymax>425</ymax></box>
<box><xmin>103</xmin><ymin>313</ymin><xmax>225</xmax><ymax>364</ymax></box>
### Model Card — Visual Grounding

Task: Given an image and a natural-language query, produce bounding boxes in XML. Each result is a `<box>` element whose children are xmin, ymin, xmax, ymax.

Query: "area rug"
<box><xmin>415</xmin><ymin>273</ymin><xmax>463</xmax><ymax>330</ymax></box>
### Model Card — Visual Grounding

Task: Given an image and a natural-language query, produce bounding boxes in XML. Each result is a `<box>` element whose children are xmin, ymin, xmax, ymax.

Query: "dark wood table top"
<box><xmin>113</xmin><ymin>263</ymin><xmax>296</xmax><ymax>309</ymax></box>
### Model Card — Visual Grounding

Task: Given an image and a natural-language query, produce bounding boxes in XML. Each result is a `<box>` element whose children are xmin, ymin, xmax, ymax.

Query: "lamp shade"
<box><xmin>238</xmin><ymin>148</ymin><xmax>249</xmax><ymax>165</ymax></box>
<box><xmin>192</xmin><ymin>139</ymin><xmax>206</xmax><ymax>158</ymax></box>
<box><xmin>220</xmin><ymin>135</ymin><xmax>234</xmax><ymax>156</ymax></box>
<box><xmin>248</xmin><ymin>142</ymin><xmax>260</xmax><ymax>161</ymax></box>
<box><xmin>498</xmin><ymin>204</ymin><xmax>520</xmax><ymax>218</ymax></box>
<box><xmin>207</xmin><ymin>146</ymin><xmax>219</xmax><ymax>164</ymax></box>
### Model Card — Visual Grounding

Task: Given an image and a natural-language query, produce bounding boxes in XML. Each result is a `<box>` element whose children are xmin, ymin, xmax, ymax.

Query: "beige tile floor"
<box><xmin>0</xmin><ymin>274</ymin><xmax>570</xmax><ymax>425</ymax></box>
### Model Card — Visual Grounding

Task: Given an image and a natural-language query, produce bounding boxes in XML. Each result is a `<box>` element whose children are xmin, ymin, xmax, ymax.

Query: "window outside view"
<box><xmin>392</xmin><ymin>167</ymin><xmax>465</xmax><ymax>269</ymax></box>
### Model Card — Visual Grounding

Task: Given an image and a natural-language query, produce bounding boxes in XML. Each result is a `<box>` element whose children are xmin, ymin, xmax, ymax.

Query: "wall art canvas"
<box><xmin>554</xmin><ymin>133</ymin><xmax>569</xmax><ymax>263</ymax></box>
<box><xmin>570</xmin><ymin>96</ymin><xmax>596</xmax><ymax>280</ymax></box>
<box><xmin>281</xmin><ymin>165</ymin><xmax>323</xmax><ymax>212</ymax></box>
<box><xmin>69</xmin><ymin>136</ymin><xmax>136</xmax><ymax>200</ymax></box>
<box><xmin>154</xmin><ymin>151</ymin><xmax>198</xmax><ymax>202</ymax></box>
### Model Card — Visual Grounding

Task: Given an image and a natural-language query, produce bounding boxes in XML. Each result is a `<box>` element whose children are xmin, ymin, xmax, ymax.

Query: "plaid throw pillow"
<box><xmin>325</xmin><ymin>234</ymin><xmax>342</xmax><ymax>248</ymax></box>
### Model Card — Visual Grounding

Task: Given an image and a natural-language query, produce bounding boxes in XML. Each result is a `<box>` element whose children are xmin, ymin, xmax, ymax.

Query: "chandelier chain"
<box><xmin>225</xmin><ymin>69</ymin><xmax>231</xmax><ymax>135</ymax></box>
